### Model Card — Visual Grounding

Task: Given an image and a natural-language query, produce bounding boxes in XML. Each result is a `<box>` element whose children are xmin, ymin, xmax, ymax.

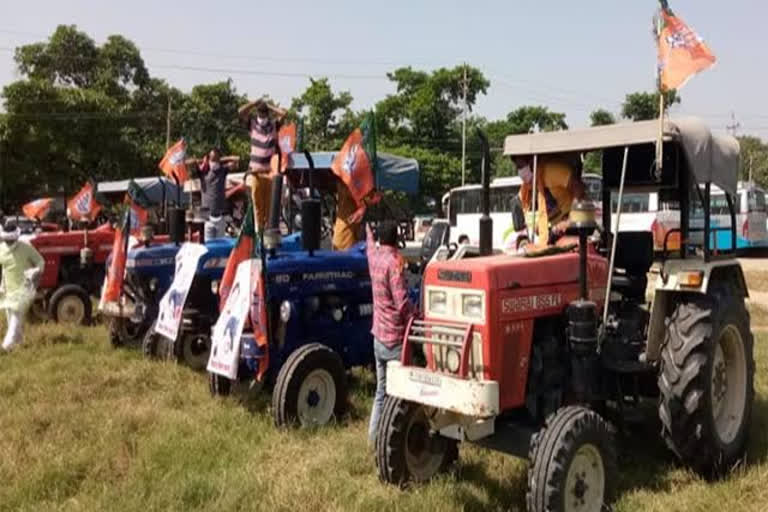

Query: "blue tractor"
<box><xmin>208</xmin><ymin>150</ymin><xmax>422</xmax><ymax>428</ymax></box>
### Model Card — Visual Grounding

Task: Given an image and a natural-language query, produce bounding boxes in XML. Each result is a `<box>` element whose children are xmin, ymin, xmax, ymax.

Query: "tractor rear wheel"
<box><xmin>527</xmin><ymin>406</ymin><xmax>616</xmax><ymax>512</ymax></box>
<box><xmin>48</xmin><ymin>285</ymin><xmax>91</xmax><ymax>325</ymax></box>
<box><xmin>175</xmin><ymin>332</ymin><xmax>211</xmax><ymax>372</ymax></box>
<box><xmin>658</xmin><ymin>292</ymin><xmax>753</xmax><ymax>477</ymax></box>
<box><xmin>272</xmin><ymin>343</ymin><xmax>347</xmax><ymax>428</ymax></box>
<box><xmin>376</xmin><ymin>397</ymin><xmax>458</xmax><ymax>486</ymax></box>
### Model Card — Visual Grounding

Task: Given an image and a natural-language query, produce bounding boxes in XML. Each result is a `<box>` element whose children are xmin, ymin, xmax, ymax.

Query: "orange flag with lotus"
<box><xmin>68</xmin><ymin>182</ymin><xmax>101</xmax><ymax>222</ymax></box>
<box><xmin>331</xmin><ymin>113</ymin><xmax>376</xmax><ymax>205</ymax></box>
<box><xmin>657</xmin><ymin>0</ymin><xmax>716</xmax><ymax>91</ymax></box>
<box><xmin>158</xmin><ymin>139</ymin><xmax>189</xmax><ymax>184</ymax></box>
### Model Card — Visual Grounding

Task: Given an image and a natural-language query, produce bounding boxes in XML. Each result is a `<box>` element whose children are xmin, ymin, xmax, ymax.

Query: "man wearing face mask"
<box><xmin>199</xmin><ymin>148</ymin><xmax>238</xmax><ymax>240</ymax></box>
<box><xmin>0</xmin><ymin>220</ymin><xmax>44</xmax><ymax>352</ymax></box>
<box><xmin>238</xmin><ymin>99</ymin><xmax>286</xmax><ymax>230</ymax></box>
<box><xmin>515</xmin><ymin>153</ymin><xmax>585</xmax><ymax>246</ymax></box>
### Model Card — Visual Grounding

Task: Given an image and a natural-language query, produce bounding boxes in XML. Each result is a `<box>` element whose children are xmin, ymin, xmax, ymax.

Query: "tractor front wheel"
<box><xmin>109</xmin><ymin>318</ymin><xmax>147</xmax><ymax>349</ymax></box>
<box><xmin>658</xmin><ymin>292</ymin><xmax>754</xmax><ymax>477</ymax></box>
<box><xmin>48</xmin><ymin>285</ymin><xmax>91</xmax><ymax>325</ymax></box>
<box><xmin>527</xmin><ymin>406</ymin><xmax>617</xmax><ymax>512</ymax></box>
<box><xmin>376</xmin><ymin>397</ymin><xmax>458</xmax><ymax>486</ymax></box>
<box><xmin>141</xmin><ymin>322</ymin><xmax>173</xmax><ymax>361</ymax></box>
<box><xmin>272</xmin><ymin>343</ymin><xmax>347</xmax><ymax>428</ymax></box>
<box><xmin>176</xmin><ymin>332</ymin><xmax>211</xmax><ymax>372</ymax></box>
<box><xmin>209</xmin><ymin>372</ymin><xmax>232</xmax><ymax>397</ymax></box>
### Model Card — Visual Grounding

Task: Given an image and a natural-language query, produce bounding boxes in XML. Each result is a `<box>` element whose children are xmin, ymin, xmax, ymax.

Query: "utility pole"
<box><xmin>166</xmin><ymin>95</ymin><xmax>172</xmax><ymax>149</ymax></box>
<box><xmin>726</xmin><ymin>111</ymin><xmax>741</xmax><ymax>136</ymax></box>
<box><xmin>461</xmin><ymin>64</ymin><xmax>469</xmax><ymax>186</ymax></box>
<box><xmin>749</xmin><ymin>154</ymin><xmax>753</xmax><ymax>184</ymax></box>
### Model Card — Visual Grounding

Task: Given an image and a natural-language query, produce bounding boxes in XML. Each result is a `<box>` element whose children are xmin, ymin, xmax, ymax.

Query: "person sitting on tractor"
<box><xmin>0</xmin><ymin>220</ymin><xmax>44</xmax><ymax>352</ymax></box>
<box><xmin>514</xmin><ymin>153</ymin><xmax>585</xmax><ymax>246</ymax></box>
<box><xmin>238</xmin><ymin>98</ymin><xmax>286</xmax><ymax>231</ymax></box>
<box><xmin>198</xmin><ymin>148</ymin><xmax>239</xmax><ymax>240</ymax></box>
<box><xmin>366</xmin><ymin>220</ymin><xmax>417</xmax><ymax>444</ymax></box>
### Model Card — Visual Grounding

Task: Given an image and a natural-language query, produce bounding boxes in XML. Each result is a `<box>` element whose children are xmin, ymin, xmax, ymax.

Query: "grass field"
<box><xmin>0</xmin><ymin>319</ymin><xmax>766</xmax><ymax>512</ymax></box>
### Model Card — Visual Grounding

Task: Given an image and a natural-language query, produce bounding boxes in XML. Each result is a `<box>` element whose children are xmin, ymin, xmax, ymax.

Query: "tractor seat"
<box><xmin>610</xmin><ymin>231</ymin><xmax>654</xmax><ymax>300</ymax></box>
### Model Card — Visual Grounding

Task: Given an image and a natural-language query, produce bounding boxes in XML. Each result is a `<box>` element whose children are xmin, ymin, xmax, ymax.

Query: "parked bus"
<box><xmin>445</xmin><ymin>176</ymin><xmax>522</xmax><ymax>248</ymax></box>
<box><xmin>710</xmin><ymin>182</ymin><xmax>768</xmax><ymax>251</ymax></box>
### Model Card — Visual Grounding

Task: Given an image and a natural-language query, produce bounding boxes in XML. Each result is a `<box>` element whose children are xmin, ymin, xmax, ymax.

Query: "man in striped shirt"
<box><xmin>238</xmin><ymin>99</ymin><xmax>286</xmax><ymax>230</ymax></box>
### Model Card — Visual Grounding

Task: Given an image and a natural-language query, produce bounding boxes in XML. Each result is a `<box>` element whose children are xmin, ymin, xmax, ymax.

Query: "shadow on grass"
<box><xmin>45</xmin><ymin>332</ymin><xmax>86</xmax><ymax>345</ymax></box>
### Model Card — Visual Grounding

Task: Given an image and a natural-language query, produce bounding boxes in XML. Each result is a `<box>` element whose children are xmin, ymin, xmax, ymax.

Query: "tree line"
<box><xmin>1</xmin><ymin>25</ymin><xmax>765</xmax><ymax>214</ymax></box>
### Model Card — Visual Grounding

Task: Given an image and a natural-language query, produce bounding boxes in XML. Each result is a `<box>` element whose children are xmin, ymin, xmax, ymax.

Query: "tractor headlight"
<box><xmin>280</xmin><ymin>300</ymin><xmax>292</xmax><ymax>323</ymax></box>
<box><xmin>332</xmin><ymin>308</ymin><xmax>344</xmax><ymax>322</ymax></box>
<box><xmin>428</xmin><ymin>290</ymin><xmax>448</xmax><ymax>314</ymax></box>
<box><xmin>148</xmin><ymin>278</ymin><xmax>159</xmax><ymax>292</ymax></box>
<box><xmin>445</xmin><ymin>348</ymin><xmax>461</xmax><ymax>373</ymax></box>
<box><xmin>461</xmin><ymin>293</ymin><xmax>484</xmax><ymax>320</ymax></box>
<box><xmin>211</xmin><ymin>280</ymin><xmax>219</xmax><ymax>295</ymax></box>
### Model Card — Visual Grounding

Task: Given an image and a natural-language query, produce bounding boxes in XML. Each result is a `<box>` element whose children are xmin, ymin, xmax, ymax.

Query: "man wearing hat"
<box><xmin>238</xmin><ymin>98</ymin><xmax>286</xmax><ymax>230</ymax></box>
<box><xmin>0</xmin><ymin>220</ymin><xmax>44</xmax><ymax>352</ymax></box>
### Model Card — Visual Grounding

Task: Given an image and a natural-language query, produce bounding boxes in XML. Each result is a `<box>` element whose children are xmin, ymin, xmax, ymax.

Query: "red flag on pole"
<box><xmin>331</xmin><ymin>113</ymin><xmax>376</xmax><ymax>204</ymax></box>
<box><xmin>68</xmin><ymin>182</ymin><xmax>101</xmax><ymax>222</ymax></box>
<box><xmin>158</xmin><ymin>139</ymin><xmax>189</xmax><ymax>184</ymax></box>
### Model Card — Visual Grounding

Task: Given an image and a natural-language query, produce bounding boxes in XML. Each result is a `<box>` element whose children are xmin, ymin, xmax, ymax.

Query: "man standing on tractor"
<box><xmin>0</xmin><ymin>220</ymin><xmax>44</xmax><ymax>352</ymax></box>
<box><xmin>365</xmin><ymin>220</ymin><xmax>417</xmax><ymax>444</ymax></box>
<box><xmin>238</xmin><ymin>98</ymin><xmax>286</xmax><ymax>231</ymax></box>
<box><xmin>198</xmin><ymin>148</ymin><xmax>239</xmax><ymax>239</ymax></box>
<box><xmin>515</xmin><ymin>153</ymin><xmax>586</xmax><ymax>246</ymax></box>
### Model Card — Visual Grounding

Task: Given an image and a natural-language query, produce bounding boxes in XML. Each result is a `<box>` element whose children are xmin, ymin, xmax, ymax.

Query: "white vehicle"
<box><xmin>710</xmin><ymin>182</ymin><xmax>768</xmax><ymax>251</ymax></box>
<box><xmin>445</xmin><ymin>176</ymin><xmax>523</xmax><ymax>248</ymax></box>
<box><xmin>607</xmin><ymin>192</ymin><xmax>682</xmax><ymax>252</ymax></box>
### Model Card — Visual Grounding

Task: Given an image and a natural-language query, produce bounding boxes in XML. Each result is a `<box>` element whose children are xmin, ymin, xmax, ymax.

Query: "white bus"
<box><xmin>445</xmin><ymin>176</ymin><xmax>523</xmax><ymax>248</ymax></box>
<box><xmin>710</xmin><ymin>182</ymin><xmax>768</xmax><ymax>251</ymax></box>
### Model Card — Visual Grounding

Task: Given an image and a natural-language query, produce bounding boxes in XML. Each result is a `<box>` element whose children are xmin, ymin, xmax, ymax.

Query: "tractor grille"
<box><xmin>405</xmin><ymin>319</ymin><xmax>484</xmax><ymax>379</ymax></box>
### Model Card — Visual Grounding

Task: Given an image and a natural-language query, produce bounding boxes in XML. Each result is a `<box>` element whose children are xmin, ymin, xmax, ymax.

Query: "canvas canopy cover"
<box><xmin>503</xmin><ymin>117</ymin><xmax>739</xmax><ymax>196</ymax></box>
<box><xmin>97</xmin><ymin>177</ymin><xmax>189</xmax><ymax>206</ymax></box>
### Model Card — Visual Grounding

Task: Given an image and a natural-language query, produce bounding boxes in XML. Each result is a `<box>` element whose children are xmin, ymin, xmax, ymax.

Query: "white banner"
<box><xmin>207</xmin><ymin>259</ymin><xmax>259</xmax><ymax>379</ymax></box>
<box><xmin>154</xmin><ymin>243</ymin><xmax>208</xmax><ymax>340</ymax></box>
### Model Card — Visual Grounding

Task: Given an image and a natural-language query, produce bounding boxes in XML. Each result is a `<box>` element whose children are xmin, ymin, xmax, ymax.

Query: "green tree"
<box><xmin>291</xmin><ymin>78</ymin><xmax>354</xmax><ymax>149</ymax></box>
<box><xmin>621</xmin><ymin>90</ymin><xmax>680</xmax><ymax>121</ymax></box>
<box><xmin>590</xmin><ymin>109</ymin><xmax>616</xmax><ymax>126</ymax></box>
<box><xmin>376</xmin><ymin>65</ymin><xmax>489</xmax><ymax>144</ymax></box>
<box><xmin>737</xmin><ymin>135</ymin><xmax>768</xmax><ymax>187</ymax></box>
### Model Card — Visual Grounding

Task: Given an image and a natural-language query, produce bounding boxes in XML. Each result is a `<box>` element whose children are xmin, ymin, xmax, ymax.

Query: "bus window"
<box><xmin>748</xmin><ymin>190</ymin><xmax>767</xmax><ymax>213</ymax></box>
<box><xmin>491</xmin><ymin>186</ymin><xmax>520</xmax><ymax>213</ymax></box>
<box><xmin>710</xmin><ymin>194</ymin><xmax>731</xmax><ymax>215</ymax></box>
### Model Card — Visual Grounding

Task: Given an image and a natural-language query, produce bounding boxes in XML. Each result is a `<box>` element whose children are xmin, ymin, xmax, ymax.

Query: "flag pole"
<box><xmin>655</xmin><ymin>5</ymin><xmax>665</xmax><ymax>178</ymax></box>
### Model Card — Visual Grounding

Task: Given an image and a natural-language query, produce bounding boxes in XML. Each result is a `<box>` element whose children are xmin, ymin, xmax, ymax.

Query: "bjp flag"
<box><xmin>331</xmin><ymin>113</ymin><xmax>376</xmax><ymax>205</ymax></box>
<box><xmin>657</xmin><ymin>0</ymin><xmax>716</xmax><ymax>91</ymax></box>
<box><xmin>22</xmin><ymin>198</ymin><xmax>53</xmax><ymax>220</ymax></box>
<box><xmin>102</xmin><ymin>207</ymin><xmax>131</xmax><ymax>303</ymax></box>
<box><xmin>219</xmin><ymin>199</ymin><xmax>256</xmax><ymax>309</ymax></box>
<box><xmin>126</xmin><ymin>180</ymin><xmax>152</xmax><ymax>237</ymax></box>
<box><xmin>68</xmin><ymin>182</ymin><xmax>101</xmax><ymax>222</ymax></box>
<box><xmin>158</xmin><ymin>139</ymin><xmax>189</xmax><ymax>184</ymax></box>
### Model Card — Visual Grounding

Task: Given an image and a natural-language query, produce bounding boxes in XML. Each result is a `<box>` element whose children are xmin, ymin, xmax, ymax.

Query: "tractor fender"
<box><xmin>645</xmin><ymin>259</ymin><xmax>748</xmax><ymax>362</ymax></box>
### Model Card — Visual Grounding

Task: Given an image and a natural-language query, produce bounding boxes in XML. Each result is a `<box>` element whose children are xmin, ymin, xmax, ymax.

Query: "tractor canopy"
<box><xmin>97</xmin><ymin>177</ymin><xmax>189</xmax><ymax>207</ymax></box>
<box><xmin>503</xmin><ymin>117</ymin><xmax>739</xmax><ymax>195</ymax></box>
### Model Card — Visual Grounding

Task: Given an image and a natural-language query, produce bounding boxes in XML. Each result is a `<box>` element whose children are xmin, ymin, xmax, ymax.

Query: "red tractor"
<box><xmin>376</xmin><ymin>119</ymin><xmax>754</xmax><ymax>512</ymax></box>
<box><xmin>27</xmin><ymin>224</ymin><xmax>117</xmax><ymax>325</ymax></box>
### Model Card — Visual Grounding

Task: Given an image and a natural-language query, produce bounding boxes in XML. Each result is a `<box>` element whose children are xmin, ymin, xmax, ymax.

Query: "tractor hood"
<box><xmin>424</xmin><ymin>249</ymin><xmax>608</xmax><ymax>294</ymax></box>
<box><xmin>126</xmin><ymin>243</ymin><xmax>179</xmax><ymax>270</ymax></box>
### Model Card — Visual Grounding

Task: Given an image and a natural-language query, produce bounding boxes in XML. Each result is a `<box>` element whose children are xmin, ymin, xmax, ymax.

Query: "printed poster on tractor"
<box><xmin>154</xmin><ymin>243</ymin><xmax>208</xmax><ymax>341</ymax></box>
<box><xmin>208</xmin><ymin>259</ymin><xmax>258</xmax><ymax>379</ymax></box>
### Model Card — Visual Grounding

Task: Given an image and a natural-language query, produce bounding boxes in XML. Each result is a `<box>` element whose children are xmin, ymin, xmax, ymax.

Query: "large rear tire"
<box><xmin>272</xmin><ymin>343</ymin><xmax>347</xmax><ymax>428</ymax></box>
<box><xmin>527</xmin><ymin>406</ymin><xmax>616</xmax><ymax>512</ymax></box>
<box><xmin>376</xmin><ymin>397</ymin><xmax>458</xmax><ymax>486</ymax></box>
<box><xmin>658</xmin><ymin>292</ymin><xmax>754</xmax><ymax>477</ymax></box>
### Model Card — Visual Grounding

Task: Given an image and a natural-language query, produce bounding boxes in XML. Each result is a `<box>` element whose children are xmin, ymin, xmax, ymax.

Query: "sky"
<box><xmin>0</xmin><ymin>0</ymin><xmax>766</xmax><ymax>136</ymax></box>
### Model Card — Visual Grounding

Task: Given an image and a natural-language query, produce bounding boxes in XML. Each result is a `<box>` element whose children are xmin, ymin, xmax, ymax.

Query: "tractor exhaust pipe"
<box><xmin>477</xmin><ymin>129</ymin><xmax>492</xmax><ymax>257</ymax></box>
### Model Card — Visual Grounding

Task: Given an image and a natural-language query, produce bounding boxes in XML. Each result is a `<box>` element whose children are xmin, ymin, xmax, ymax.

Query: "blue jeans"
<box><xmin>368</xmin><ymin>339</ymin><xmax>402</xmax><ymax>442</ymax></box>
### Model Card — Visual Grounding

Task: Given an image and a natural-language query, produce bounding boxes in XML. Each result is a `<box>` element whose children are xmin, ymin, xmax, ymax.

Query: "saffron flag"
<box><xmin>219</xmin><ymin>199</ymin><xmax>257</xmax><ymax>309</ymax></box>
<box><xmin>276</xmin><ymin>122</ymin><xmax>297</xmax><ymax>172</ymax></box>
<box><xmin>331</xmin><ymin>112</ymin><xmax>376</xmax><ymax>204</ymax></box>
<box><xmin>22</xmin><ymin>198</ymin><xmax>53</xmax><ymax>220</ymax></box>
<box><xmin>68</xmin><ymin>182</ymin><xmax>101</xmax><ymax>222</ymax></box>
<box><xmin>158</xmin><ymin>139</ymin><xmax>189</xmax><ymax>184</ymax></box>
<box><xmin>102</xmin><ymin>207</ymin><xmax>131</xmax><ymax>303</ymax></box>
<box><xmin>126</xmin><ymin>180</ymin><xmax>152</xmax><ymax>237</ymax></box>
<box><xmin>657</xmin><ymin>0</ymin><xmax>716</xmax><ymax>91</ymax></box>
